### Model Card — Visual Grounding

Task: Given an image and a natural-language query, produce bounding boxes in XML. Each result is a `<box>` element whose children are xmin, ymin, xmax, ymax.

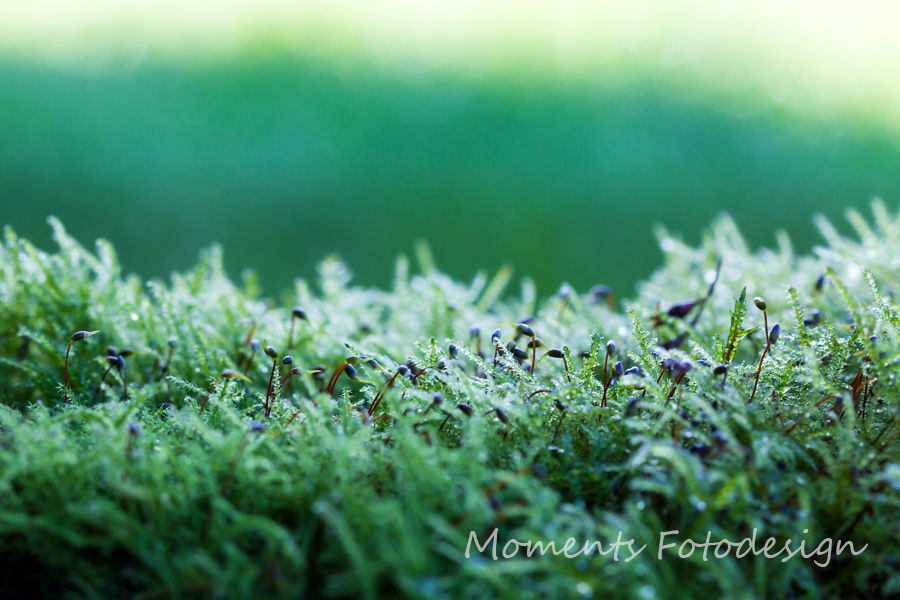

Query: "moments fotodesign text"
<box><xmin>466</xmin><ymin>528</ymin><xmax>868</xmax><ymax>568</ymax></box>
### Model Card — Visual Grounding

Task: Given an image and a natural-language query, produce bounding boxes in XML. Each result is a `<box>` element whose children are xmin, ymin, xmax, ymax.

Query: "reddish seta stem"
<box><xmin>369</xmin><ymin>370</ymin><xmax>401</xmax><ymax>418</ymax></box>
<box><xmin>530</xmin><ymin>341</ymin><xmax>536</xmax><ymax>375</ymax></box>
<box><xmin>551</xmin><ymin>412</ymin><xmax>566</xmax><ymax>445</ymax></box>
<box><xmin>325</xmin><ymin>362</ymin><xmax>349</xmax><ymax>396</ymax></box>
<box><xmin>63</xmin><ymin>340</ymin><xmax>73</xmax><ymax>403</ymax></box>
<box><xmin>601</xmin><ymin>351</ymin><xmax>611</xmax><ymax>408</ymax></box>
<box><xmin>749</xmin><ymin>310</ymin><xmax>769</xmax><ymax>403</ymax></box>
<box><xmin>287</xmin><ymin>316</ymin><xmax>296</xmax><ymax>350</ymax></box>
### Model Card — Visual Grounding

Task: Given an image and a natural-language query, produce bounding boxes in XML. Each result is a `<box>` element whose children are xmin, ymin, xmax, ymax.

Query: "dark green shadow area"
<box><xmin>2</xmin><ymin>56</ymin><xmax>899</xmax><ymax>299</ymax></box>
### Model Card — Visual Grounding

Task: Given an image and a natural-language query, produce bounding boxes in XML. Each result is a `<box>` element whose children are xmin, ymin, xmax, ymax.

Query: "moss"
<box><xmin>1</xmin><ymin>204</ymin><xmax>899</xmax><ymax>599</ymax></box>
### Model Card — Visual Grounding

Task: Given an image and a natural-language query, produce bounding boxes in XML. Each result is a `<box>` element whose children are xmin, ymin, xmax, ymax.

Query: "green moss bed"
<box><xmin>1</xmin><ymin>205</ymin><xmax>900</xmax><ymax>599</ymax></box>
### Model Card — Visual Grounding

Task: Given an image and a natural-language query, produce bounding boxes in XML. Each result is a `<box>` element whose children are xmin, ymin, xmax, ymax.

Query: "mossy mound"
<box><xmin>1</xmin><ymin>205</ymin><xmax>899</xmax><ymax>599</ymax></box>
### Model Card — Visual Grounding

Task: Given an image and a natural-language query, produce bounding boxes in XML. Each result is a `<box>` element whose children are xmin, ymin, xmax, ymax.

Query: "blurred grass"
<box><xmin>1</xmin><ymin>54</ymin><xmax>899</xmax><ymax>298</ymax></box>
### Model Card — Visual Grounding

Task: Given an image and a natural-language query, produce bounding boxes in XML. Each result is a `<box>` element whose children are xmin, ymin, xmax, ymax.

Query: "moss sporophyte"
<box><xmin>63</xmin><ymin>330</ymin><xmax>99</xmax><ymax>401</ymax></box>
<box><xmin>1</xmin><ymin>205</ymin><xmax>899</xmax><ymax>598</ymax></box>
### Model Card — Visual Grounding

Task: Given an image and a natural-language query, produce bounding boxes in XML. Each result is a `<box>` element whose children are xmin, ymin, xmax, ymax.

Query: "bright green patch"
<box><xmin>1</xmin><ymin>203</ymin><xmax>899</xmax><ymax>598</ymax></box>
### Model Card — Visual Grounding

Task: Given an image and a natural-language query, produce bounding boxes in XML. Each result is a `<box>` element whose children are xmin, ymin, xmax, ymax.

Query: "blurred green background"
<box><xmin>2</xmin><ymin>2</ymin><xmax>899</xmax><ymax>298</ymax></box>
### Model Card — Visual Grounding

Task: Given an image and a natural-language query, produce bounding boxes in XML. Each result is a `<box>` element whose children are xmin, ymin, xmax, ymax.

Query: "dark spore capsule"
<box><xmin>553</xmin><ymin>398</ymin><xmax>567</xmax><ymax>412</ymax></box>
<box><xmin>292</xmin><ymin>307</ymin><xmax>308</xmax><ymax>320</ymax></box>
<box><xmin>531</xmin><ymin>463</ymin><xmax>547</xmax><ymax>480</ymax></box>
<box><xmin>470</xmin><ymin>325</ymin><xmax>481</xmax><ymax>339</ymax></box>
<box><xmin>119</xmin><ymin>348</ymin><xmax>136</xmax><ymax>358</ymax></box>
<box><xmin>713</xmin><ymin>364</ymin><xmax>728</xmax><ymax>376</ymax></box>
<box><xmin>659</xmin><ymin>333</ymin><xmax>688</xmax><ymax>350</ymax></box>
<box><xmin>613</xmin><ymin>361</ymin><xmax>624</xmax><ymax>379</ymax></box>
<box><xmin>559</xmin><ymin>285</ymin><xmax>572</xmax><ymax>300</ymax></box>
<box><xmin>448</xmin><ymin>344</ymin><xmax>459</xmax><ymax>359</ymax></box>
<box><xmin>625</xmin><ymin>396</ymin><xmax>641</xmax><ymax>417</ymax></box>
<box><xmin>405</xmin><ymin>361</ymin><xmax>420</xmax><ymax>376</ymax></box>
<box><xmin>344</xmin><ymin>364</ymin><xmax>358</xmax><ymax>379</ymax></box>
<box><xmin>670</xmin><ymin>361</ymin><xmax>692</xmax><ymax>379</ymax></box>
<box><xmin>396</xmin><ymin>365</ymin><xmax>410</xmax><ymax>377</ymax></box>
<box><xmin>250</xmin><ymin>420</ymin><xmax>266</xmax><ymax>432</ymax></box>
<box><xmin>282</xmin><ymin>356</ymin><xmax>294</xmax><ymax>366</ymax></box>
<box><xmin>250</xmin><ymin>338</ymin><xmax>261</xmax><ymax>352</ymax></box>
<box><xmin>768</xmin><ymin>323</ymin><xmax>781</xmax><ymax>345</ymax></box>
<box><xmin>588</xmin><ymin>285</ymin><xmax>612</xmax><ymax>301</ymax></box>
<box><xmin>265</xmin><ymin>346</ymin><xmax>277</xmax><ymax>359</ymax></box>
<box><xmin>803</xmin><ymin>309</ymin><xmax>822</xmax><ymax>327</ymax></box>
<box><xmin>606</xmin><ymin>340</ymin><xmax>617</xmax><ymax>355</ymax></box>
<box><xmin>815</xmin><ymin>274</ymin><xmax>825</xmax><ymax>292</ymax></box>
<box><xmin>128</xmin><ymin>421</ymin><xmax>140</xmax><ymax>436</ymax></box>
<box><xmin>754</xmin><ymin>297</ymin><xmax>767</xmax><ymax>311</ymax></box>
<box><xmin>513</xmin><ymin>348</ymin><xmax>528</xmax><ymax>360</ymax></box>
<box><xmin>667</xmin><ymin>301</ymin><xmax>697</xmax><ymax>319</ymax></box>
<box><xmin>625</xmin><ymin>366</ymin><xmax>640</xmax><ymax>376</ymax></box>
<box><xmin>516</xmin><ymin>323</ymin><xmax>535</xmax><ymax>338</ymax></box>
<box><xmin>493</xmin><ymin>408</ymin><xmax>509</xmax><ymax>424</ymax></box>
<box><xmin>106</xmin><ymin>346</ymin><xmax>118</xmax><ymax>357</ymax></box>
<box><xmin>491</xmin><ymin>329</ymin><xmax>502</xmax><ymax>345</ymax></box>
<box><xmin>16</xmin><ymin>337</ymin><xmax>29</xmax><ymax>360</ymax></box>
<box><xmin>546</xmin><ymin>348</ymin><xmax>565</xmax><ymax>359</ymax></box>
<box><xmin>168</xmin><ymin>335</ymin><xmax>178</xmax><ymax>347</ymax></box>
<box><xmin>432</xmin><ymin>392</ymin><xmax>444</xmax><ymax>406</ymax></box>
<box><xmin>690</xmin><ymin>443</ymin><xmax>711</xmax><ymax>457</ymax></box>
<box><xmin>456</xmin><ymin>403</ymin><xmax>473</xmax><ymax>417</ymax></box>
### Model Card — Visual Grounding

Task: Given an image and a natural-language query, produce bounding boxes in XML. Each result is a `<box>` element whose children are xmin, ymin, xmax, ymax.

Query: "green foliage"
<box><xmin>720</xmin><ymin>287</ymin><xmax>758</xmax><ymax>363</ymax></box>
<box><xmin>1</xmin><ymin>204</ymin><xmax>900</xmax><ymax>599</ymax></box>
